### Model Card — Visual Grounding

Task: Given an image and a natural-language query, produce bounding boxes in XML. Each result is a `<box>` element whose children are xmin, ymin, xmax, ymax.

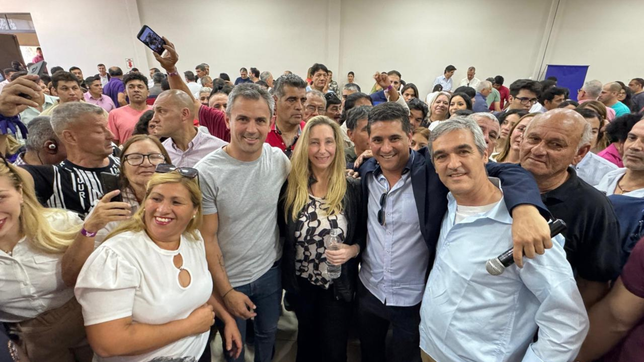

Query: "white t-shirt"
<box><xmin>75</xmin><ymin>230</ymin><xmax>212</xmax><ymax>362</ymax></box>
<box><xmin>0</xmin><ymin>211</ymin><xmax>83</xmax><ymax>322</ymax></box>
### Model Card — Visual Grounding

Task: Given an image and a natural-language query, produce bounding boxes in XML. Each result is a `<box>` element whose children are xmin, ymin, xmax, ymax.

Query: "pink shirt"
<box><xmin>597</xmin><ymin>143</ymin><xmax>623</xmax><ymax>168</ymax></box>
<box><xmin>107</xmin><ymin>105</ymin><xmax>152</xmax><ymax>144</ymax></box>
<box><xmin>84</xmin><ymin>92</ymin><xmax>116</xmax><ymax>113</ymax></box>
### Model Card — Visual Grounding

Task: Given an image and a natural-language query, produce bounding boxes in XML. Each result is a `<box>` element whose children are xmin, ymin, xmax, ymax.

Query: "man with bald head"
<box><xmin>599</xmin><ymin>82</ymin><xmax>631</xmax><ymax>117</ymax></box>
<box><xmin>520</xmin><ymin>109</ymin><xmax>622</xmax><ymax>309</ymax></box>
<box><xmin>578</xmin><ymin>80</ymin><xmax>617</xmax><ymax>121</ymax></box>
<box><xmin>151</xmin><ymin>89</ymin><xmax>227</xmax><ymax>167</ymax></box>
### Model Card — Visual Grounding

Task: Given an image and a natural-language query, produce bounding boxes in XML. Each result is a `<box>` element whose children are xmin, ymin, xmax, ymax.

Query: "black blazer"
<box><xmin>278</xmin><ymin>177</ymin><xmax>366</xmax><ymax>302</ymax></box>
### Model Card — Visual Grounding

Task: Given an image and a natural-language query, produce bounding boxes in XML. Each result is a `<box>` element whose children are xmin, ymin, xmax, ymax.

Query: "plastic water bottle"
<box><xmin>325</xmin><ymin>229</ymin><xmax>342</xmax><ymax>279</ymax></box>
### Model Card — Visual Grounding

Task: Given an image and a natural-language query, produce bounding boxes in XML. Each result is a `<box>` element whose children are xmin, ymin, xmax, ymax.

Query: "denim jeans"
<box><xmin>215</xmin><ymin>262</ymin><xmax>282</xmax><ymax>362</ymax></box>
<box><xmin>291</xmin><ymin>277</ymin><xmax>354</xmax><ymax>362</ymax></box>
<box><xmin>357</xmin><ymin>280</ymin><xmax>421</xmax><ymax>362</ymax></box>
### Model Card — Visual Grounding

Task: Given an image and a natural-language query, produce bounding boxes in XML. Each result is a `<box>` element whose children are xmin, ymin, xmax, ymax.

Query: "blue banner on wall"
<box><xmin>545</xmin><ymin>65</ymin><xmax>589</xmax><ymax>101</ymax></box>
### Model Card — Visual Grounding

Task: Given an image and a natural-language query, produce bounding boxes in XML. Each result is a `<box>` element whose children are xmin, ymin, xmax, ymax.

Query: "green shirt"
<box><xmin>486</xmin><ymin>88</ymin><xmax>500</xmax><ymax>108</ymax></box>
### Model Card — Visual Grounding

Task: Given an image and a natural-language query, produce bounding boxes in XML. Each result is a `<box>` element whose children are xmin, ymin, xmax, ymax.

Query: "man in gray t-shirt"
<box><xmin>195</xmin><ymin>83</ymin><xmax>290</xmax><ymax>362</ymax></box>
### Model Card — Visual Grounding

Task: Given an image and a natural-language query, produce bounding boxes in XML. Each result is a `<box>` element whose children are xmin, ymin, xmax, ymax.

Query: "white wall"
<box><xmin>1</xmin><ymin>0</ymin><xmax>642</xmax><ymax>95</ymax></box>
<box><xmin>1</xmin><ymin>0</ymin><xmax>150</xmax><ymax>78</ymax></box>
<box><xmin>543</xmin><ymin>0</ymin><xmax>643</xmax><ymax>84</ymax></box>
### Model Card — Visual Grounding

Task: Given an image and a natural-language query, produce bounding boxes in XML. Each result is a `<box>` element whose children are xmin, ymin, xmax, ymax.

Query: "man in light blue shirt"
<box><xmin>432</xmin><ymin>65</ymin><xmax>456</xmax><ymax>92</ymax></box>
<box><xmin>419</xmin><ymin>118</ymin><xmax>588</xmax><ymax>362</ymax></box>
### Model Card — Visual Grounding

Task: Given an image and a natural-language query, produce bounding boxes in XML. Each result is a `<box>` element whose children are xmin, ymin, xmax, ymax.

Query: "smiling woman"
<box><xmin>74</xmin><ymin>170</ymin><xmax>218</xmax><ymax>361</ymax></box>
<box><xmin>279</xmin><ymin>116</ymin><xmax>365</xmax><ymax>362</ymax></box>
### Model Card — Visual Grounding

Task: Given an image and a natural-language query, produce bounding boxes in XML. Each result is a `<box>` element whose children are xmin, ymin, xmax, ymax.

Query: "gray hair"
<box><xmin>306</xmin><ymin>90</ymin><xmax>327</xmax><ymax>106</ymax></box>
<box><xmin>272</xmin><ymin>74</ymin><xmax>307</xmax><ymax>99</ymax></box>
<box><xmin>199</xmin><ymin>87</ymin><xmax>212</xmax><ymax>95</ymax></box>
<box><xmin>467</xmin><ymin>112</ymin><xmax>499</xmax><ymax>125</ymax></box>
<box><xmin>25</xmin><ymin>116</ymin><xmax>58</xmax><ymax>151</ymax></box>
<box><xmin>476</xmin><ymin>81</ymin><xmax>492</xmax><ymax>93</ymax></box>
<box><xmin>345</xmin><ymin>105</ymin><xmax>371</xmax><ymax>131</ymax></box>
<box><xmin>343</xmin><ymin>83</ymin><xmax>359</xmax><ymax>92</ymax></box>
<box><xmin>428</xmin><ymin>117</ymin><xmax>488</xmax><ymax>161</ymax></box>
<box><xmin>226</xmin><ymin>83</ymin><xmax>274</xmax><ymax>118</ymax></box>
<box><xmin>51</xmin><ymin>102</ymin><xmax>104</xmax><ymax>136</ymax></box>
<box><xmin>582</xmin><ymin>80</ymin><xmax>602</xmax><ymax>98</ymax></box>
<box><xmin>260</xmin><ymin>71</ymin><xmax>272</xmax><ymax>82</ymax></box>
<box><xmin>152</xmin><ymin>72</ymin><xmax>165</xmax><ymax>84</ymax></box>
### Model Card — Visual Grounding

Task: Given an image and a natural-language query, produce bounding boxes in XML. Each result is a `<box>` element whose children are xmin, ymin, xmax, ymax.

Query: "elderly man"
<box><xmin>150</xmin><ymin>89</ymin><xmax>227</xmax><ymax>167</ymax></box>
<box><xmin>520</xmin><ymin>109</ymin><xmax>622</xmax><ymax>308</ymax></box>
<box><xmin>578</xmin><ymin>79</ymin><xmax>616</xmax><ymax>120</ymax></box>
<box><xmin>596</xmin><ymin>117</ymin><xmax>644</xmax><ymax>196</ymax></box>
<box><xmin>260</xmin><ymin>71</ymin><xmax>274</xmax><ymax>89</ymax></box>
<box><xmin>473</xmin><ymin>81</ymin><xmax>493</xmax><ymax>112</ymax></box>
<box><xmin>419</xmin><ymin>117</ymin><xmax>588</xmax><ymax>362</ymax></box>
<box><xmin>303</xmin><ymin>90</ymin><xmax>326</xmax><ymax>122</ymax></box>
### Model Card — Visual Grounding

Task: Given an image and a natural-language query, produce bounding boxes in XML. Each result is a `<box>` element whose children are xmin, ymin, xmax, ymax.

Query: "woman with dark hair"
<box><xmin>132</xmin><ymin>110</ymin><xmax>156</xmax><ymax>136</ymax></box>
<box><xmin>448</xmin><ymin>92</ymin><xmax>472</xmax><ymax>118</ymax></box>
<box><xmin>495</xmin><ymin>113</ymin><xmax>538</xmax><ymax>163</ymax></box>
<box><xmin>578</xmin><ymin>101</ymin><xmax>609</xmax><ymax>153</ymax></box>
<box><xmin>558</xmin><ymin>100</ymin><xmax>580</xmax><ymax>109</ymax></box>
<box><xmin>495</xmin><ymin>109</ymin><xmax>528</xmax><ymax>154</ymax></box>
<box><xmin>401</xmin><ymin>83</ymin><xmax>419</xmax><ymax>102</ymax></box>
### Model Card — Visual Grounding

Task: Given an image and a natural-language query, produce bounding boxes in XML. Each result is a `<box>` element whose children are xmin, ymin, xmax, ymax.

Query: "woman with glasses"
<box><xmin>0</xmin><ymin>158</ymin><xmax>103</xmax><ymax>362</ymax></box>
<box><xmin>495</xmin><ymin>113</ymin><xmax>538</xmax><ymax>163</ymax></box>
<box><xmin>75</xmin><ymin>168</ymin><xmax>233</xmax><ymax>361</ymax></box>
<box><xmin>90</xmin><ymin>135</ymin><xmax>170</xmax><ymax>243</ymax></box>
<box><xmin>279</xmin><ymin>116</ymin><xmax>365</xmax><ymax>362</ymax></box>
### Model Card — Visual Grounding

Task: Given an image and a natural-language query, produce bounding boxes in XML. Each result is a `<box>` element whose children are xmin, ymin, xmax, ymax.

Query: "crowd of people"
<box><xmin>0</xmin><ymin>34</ymin><xmax>643</xmax><ymax>362</ymax></box>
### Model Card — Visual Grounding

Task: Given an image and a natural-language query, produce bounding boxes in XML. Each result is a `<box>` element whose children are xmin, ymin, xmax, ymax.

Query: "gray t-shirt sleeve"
<box><xmin>196</xmin><ymin>163</ymin><xmax>218</xmax><ymax>215</ymax></box>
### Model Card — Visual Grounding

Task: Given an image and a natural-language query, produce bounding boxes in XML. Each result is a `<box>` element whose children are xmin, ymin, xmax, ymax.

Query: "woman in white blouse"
<box><xmin>75</xmin><ymin>168</ymin><xmax>220</xmax><ymax>361</ymax></box>
<box><xmin>0</xmin><ymin>157</ymin><xmax>128</xmax><ymax>362</ymax></box>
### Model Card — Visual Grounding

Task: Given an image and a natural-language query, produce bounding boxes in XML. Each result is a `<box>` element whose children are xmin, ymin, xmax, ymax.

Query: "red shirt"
<box><xmin>498</xmin><ymin>85</ymin><xmax>510</xmax><ymax>109</ymax></box>
<box><xmin>265</xmin><ymin>121</ymin><xmax>306</xmax><ymax>155</ymax></box>
<box><xmin>198</xmin><ymin>105</ymin><xmax>230</xmax><ymax>142</ymax></box>
<box><xmin>604</xmin><ymin>239</ymin><xmax>644</xmax><ymax>362</ymax></box>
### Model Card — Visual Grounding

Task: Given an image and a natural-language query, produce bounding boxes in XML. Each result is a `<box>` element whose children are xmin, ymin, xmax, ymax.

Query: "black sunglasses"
<box><xmin>155</xmin><ymin>163</ymin><xmax>199</xmax><ymax>179</ymax></box>
<box><xmin>377</xmin><ymin>192</ymin><xmax>388</xmax><ymax>226</ymax></box>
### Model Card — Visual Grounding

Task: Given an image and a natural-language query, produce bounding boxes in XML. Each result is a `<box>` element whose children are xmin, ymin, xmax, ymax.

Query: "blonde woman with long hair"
<box><xmin>279</xmin><ymin>116</ymin><xmax>365</xmax><ymax>362</ymax></box>
<box><xmin>75</xmin><ymin>169</ymin><xmax>236</xmax><ymax>361</ymax></box>
<box><xmin>0</xmin><ymin>155</ymin><xmax>116</xmax><ymax>362</ymax></box>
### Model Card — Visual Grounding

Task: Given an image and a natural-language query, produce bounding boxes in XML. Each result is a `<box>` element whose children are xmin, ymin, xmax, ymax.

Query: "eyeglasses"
<box><xmin>155</xmin><ymin>163</ymin><xmax>199</xmax><ymax>179</ymax></box>
<box><xmin>515</xmin><ymin>97</ymin><xmax>538</xmax><ymax>105</ymax></box>
<box><xmin>124</xmin><ymin>153</ymin><xmax>166</xmax><ymax>166</ymax></box>
<box><xmin>377</xmin><ymin>192</ymin><xmax>388</xmax><ymax>226</ymax></box>
<box><xmin>306</xmin><ymin>105</ymin><xmax>326</xmax><ymax>114</ymax></box>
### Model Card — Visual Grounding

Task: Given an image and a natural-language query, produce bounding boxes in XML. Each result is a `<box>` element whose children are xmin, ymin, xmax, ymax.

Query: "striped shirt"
<box><xmin>21</xmin><ymin>155</ymin><xmax>120</xmax><ymax>218</ymax></box>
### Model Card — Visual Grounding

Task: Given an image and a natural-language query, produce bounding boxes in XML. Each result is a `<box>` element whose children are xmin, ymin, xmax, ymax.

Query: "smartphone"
<box><xmin>100</xmin><ymin>172</ymin><xmax>123</xmax><ymax>202</ymax></box>
<box><xmin>137</xmin><ymin>25</ymin><xmax>166</xmax><ymax>54</ymax></box>
<box><xmin>27</xmin><ymin>61</ymin><xmax>47</xmax><ymax>78</ymax></box>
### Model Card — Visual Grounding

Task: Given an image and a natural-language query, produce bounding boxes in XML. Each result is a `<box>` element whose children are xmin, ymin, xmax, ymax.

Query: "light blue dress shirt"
<box><xmin>433</xmin><ymin>75</ymin><xmax>453</xmax><ymax>92</ymax></box>
<box><xmin>420</xmin><ymin>179</ymin><xmax>588</xmax><ymax>362</ymax></box>
<box><xmin>359</xmin><ymin>154</ymin><xmax>429</xmax><ymax>307</ymax></box>
<box><xmin>575</xmin><ymin>152</ymin><xmax>618</xmax><ymax>187</ymax></box>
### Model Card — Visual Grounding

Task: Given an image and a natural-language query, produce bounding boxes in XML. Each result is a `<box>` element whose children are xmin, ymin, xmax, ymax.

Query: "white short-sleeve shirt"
<box><xmin>0</xmin><ymin>211</ymin><xmax>83</xmax><ymax>322</ymax></box>
<box><xmin>74</xmin><ymin>230</ymin><xmax>212</xmax><ymax>361</ymax></box>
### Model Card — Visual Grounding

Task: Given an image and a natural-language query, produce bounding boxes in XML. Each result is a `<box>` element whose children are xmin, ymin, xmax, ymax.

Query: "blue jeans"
<box><xmin>216</xmin><ymin>262</ymin><xmax>282</xmax><ymax>362</ymax></box>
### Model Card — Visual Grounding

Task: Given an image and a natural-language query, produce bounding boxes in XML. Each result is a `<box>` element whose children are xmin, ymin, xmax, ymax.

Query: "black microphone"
<box><xmin>485</xmin><ymin>219</ymin><xmax>566</xmax><ymax>276</ymax></box>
